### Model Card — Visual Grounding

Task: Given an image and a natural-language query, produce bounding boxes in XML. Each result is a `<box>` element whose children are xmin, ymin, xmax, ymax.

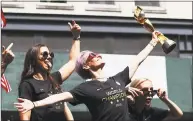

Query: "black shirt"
<box><xmin>70</xmin><ymin>66</ymin><xmax>131</xmax><ymax>121</ymax></box>
<box><xmin>18</xmin><ymin>71</ymin><xmax>66</xmax><ymax>121</ymax></box>
<box><xmin>128</xmin><ymin>105</ymin><xmax>169</xmax><ymax>121</ymax></box>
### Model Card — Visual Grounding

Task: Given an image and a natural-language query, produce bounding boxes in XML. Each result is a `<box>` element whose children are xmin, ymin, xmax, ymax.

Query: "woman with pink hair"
<box><xmin>15</xmin><ymin>31</ymin><xmax>161</xmax><ymax>121</ymax></box>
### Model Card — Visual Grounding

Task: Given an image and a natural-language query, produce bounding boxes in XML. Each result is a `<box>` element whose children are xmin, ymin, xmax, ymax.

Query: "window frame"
<box><xmin>36</xmin><ymin>0</ymin><xmax>74</xmax><ymax>10</ymax></box>
<box><xmin>40</xmin><ymin>0</ymin><xmax>67</xmax><ymax>3</ymax></box>
<box><xmin>135</xmin><ymin>0</ymin><xmax>160</xmax><ymax>7</ymax></box>
<box><xmin>2</xmin><ymin>1</ymin><xmax>25</xmax><ymax>9</ymax></box>
<box><xmin>85</xmin><ymin>0</ymin><xmax>121</xmax><ymax>12</ymax></box>
<box><xmin>88</xmin><ymin>0</ymin><xmax>115</xmax><ymax>5</ymax></box>
<box><xmin>179</xmin><ymin>53</ymin><xmax>193</xmax><ymax>59</ymax></box>
<box><xmin>178</xmin><ymin>35</ymin><xmax>193</xmax><ymax>59</ymax></box>
<box><xmin>134</xmin><ymin>0</ymin><xmax>167</xmax><ymax>14</ymax></box>
<box><xmin>179</xmin><ymin>40</ymin><xmax>193</xmax><ymax>52</ymax></box>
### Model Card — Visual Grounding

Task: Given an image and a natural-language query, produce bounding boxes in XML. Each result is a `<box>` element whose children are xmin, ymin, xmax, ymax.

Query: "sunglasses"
<box><xmin>42</xmin><ymin>51</ymin><xmax>54</xmax><ymax>59</ymax></box>
<box><xmin>86</xmin><ymin>52</ymin><xmax>99</xmax><ymax>63</ymax></box>
<box><xmin>141</xmin><ymin>87</ymin><xmax>157</xmax><ymax>97</ymax></box>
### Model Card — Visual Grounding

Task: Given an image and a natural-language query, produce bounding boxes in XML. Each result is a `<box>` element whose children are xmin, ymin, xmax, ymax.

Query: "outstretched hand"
<box><xmin>68</xmin><ymin>20</ymin><xmax>81</xmax><ymax>40</ymax></box>
<box><xmin>14</xmin><ymin>98</ymin><xmax>34</xmax><ymax>113</ymax></box>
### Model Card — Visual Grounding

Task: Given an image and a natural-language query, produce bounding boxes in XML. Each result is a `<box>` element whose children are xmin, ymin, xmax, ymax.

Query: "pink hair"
<box><xmin>75</xmin><ymin>50</ymin><xmax>93</xmax><ymax>79</ymax></box>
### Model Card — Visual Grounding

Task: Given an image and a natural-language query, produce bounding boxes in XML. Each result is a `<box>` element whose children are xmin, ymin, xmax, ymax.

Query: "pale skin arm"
<box><xmin>162</xmin><ymin>98</ymin><xmax>183</xmax><ymax>121</ymax></box>
<box><xmin>129</xmin><ymin>31</ymin><xmax>160</xmax><ymax>80</ymax></box>
<box><xmin>19</xmin><ymin>110</ymin><xmax>31</xmax><ymax>121</ymax></box>
<box><xmin>14</xmin><ymin>92</ymin><xmax>74</xmax><ymax>114</ymax></box>
<box><xmin>34</xmin><ymin>92</ymin><xmax>74</xmax><ymax>108</ymax></box>
<box><xmin>58</xmin><ymin>39</ymin><xmax>80</xmax><ymax>81</ymax></box>
<box><xmin>58</xmin><ymin>21</ymin><xmax>81</xmax><ymax>81</ymax></box>
<box><xmin>19</xmin><ymin>97</ymin><xmax>74</xmax><ymax>121</ymax></box>
<box><xmin>157</xmin><ymin>89</ymin><xmax>183</xmax><ymax>121</ymax></box>
<box><xmin>64</xmin><ymin>102</ymin><xmax>74</xmax><ymax>121</ymax></box>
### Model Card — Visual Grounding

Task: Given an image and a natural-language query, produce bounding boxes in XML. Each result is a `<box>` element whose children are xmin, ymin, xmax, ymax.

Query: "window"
<box><xmin>2</xmin><ymin>0</ymin><xmax>24</xmax><ymax>9</ymax></box>
<box><xmin>178</xmin><ymin>36</ymin><xmax>193</xmax><ymax>59</ymax></box>
<box><xmin>179</xmin><ymin>54</ymin><xmax>193</xmax><ymax>59</ymax></box>
<box><xmin>40</xmin><ymin>0</ymin><xmax>67</xmax><ymax>3</ymax></box>
<box><xmin>2</xmin><ymin>0</ymin><xmax>19</xmax><ymax>1</ymax></box>
<box><xmin>37</xmin><ymin>0</ymin><xmax>73</xmax><ymax>10</ymax></box>
<box><xmin>179</xmin><ymin>40</ymin><xmax>193</xmax><ymax>52</ymax></box>
<box><xmin>86</xmin><ymin>0</ymin><xmax>120</xmax><ymax>12</ymax></box>
<box><xmin>186</xmin><ymin>41</ymin><xmax>192</xmax><ymax>51</ymax></box>
<box><xmin>179</xmin><ymin>41</ymin><xmax>185</xmax><ymax>51</ymax></box>
<box><xmin>135</xmin><ymin>0</ymin><xmax>160</xmax><ymax>7</ymax></box>
<box><xmin>133</xmin><ymin>0</ymin><xmax>166</xmax><ymax>14</ymax></box>
<box><xmin>88</xmin><ymin>0</ymin><xmax>115</xmax><ymax>5</ymax></box>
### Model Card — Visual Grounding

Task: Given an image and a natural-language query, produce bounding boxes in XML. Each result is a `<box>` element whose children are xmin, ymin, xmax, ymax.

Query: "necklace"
<box><xmin>98</xmin><ymin>78</ymin><xmax>108</xmax><ymax>82</ymax></box>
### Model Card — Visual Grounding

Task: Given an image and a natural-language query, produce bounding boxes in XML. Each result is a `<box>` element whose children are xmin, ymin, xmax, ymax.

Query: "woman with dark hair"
<box><xmin>15</xmin><ymin>31</ymin><xmax>160</xmax><ymax>121</ymax></box>
<box><xmin>17</xmin><ymin>21</ymin><xmax>81</xmax><ymax>121</ymax></box>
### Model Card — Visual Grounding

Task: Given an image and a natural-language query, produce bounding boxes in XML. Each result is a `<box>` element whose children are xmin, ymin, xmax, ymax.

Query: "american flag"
<box><xmin>1</xmin><ymin>74</ymin><xmax>12</xmax><ymax>93</ymax></box>
<box><xmin>1</xmin><ymin>9</ymin><xmax>11</xmax><ymax>93</ymax></box>
<box><xmin>1</xmin><ymin>9</ymin><xmax>7</xmax><ymax>28</ymax></box>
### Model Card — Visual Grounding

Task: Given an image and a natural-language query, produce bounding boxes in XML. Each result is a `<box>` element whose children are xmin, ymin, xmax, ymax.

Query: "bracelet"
<box><xmin>32</xmin><ymin>102</ymin><xmax>36</xmax><ymax>108</ymax></box>
<box><xmin>149</xmin><ymin>42</ymin><xmax>155</xmax><ymax>47</ymax></box>
<box><xmin>73</xmin><ymin>36</ymin><xmax>80</xmax><ymax>41</ymax></box>
<box><xmin>149</xmin><ymin>41</ymin><xmax>157</xmax><ymax>47</ymax></box>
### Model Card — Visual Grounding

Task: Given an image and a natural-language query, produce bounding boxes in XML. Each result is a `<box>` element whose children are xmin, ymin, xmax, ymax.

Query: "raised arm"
<box><xmin>157</xmin><ymin>89</ymin><xmax>183</xmax><ymax>121</ymax></box>
<box><xmin>129</xmin><ymin>31</ymin><xmax>160</xmax><ymax>79</ymax></box>
<box><xmin>162</xmin><ymin>98</ymin><xmax>183</xmax><ymax>121</ymax></box>
<box><xmin>14</xmin><ymin>92</ymin><xmax>74</xmax><ymax>114</ymax></box>
<box><xmin>1</xmin><ymin>44</ymin><xmax>15</xmax><ymax>76</ymax></box>
<box><xmin>58</xmin><ymin>20</ymin><xmax>81</xmax><ymax>81</ymax></box>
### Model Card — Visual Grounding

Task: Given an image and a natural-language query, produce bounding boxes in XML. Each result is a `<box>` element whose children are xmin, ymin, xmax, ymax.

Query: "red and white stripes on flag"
<box><xmin>1</xmin><ymin>9</ymin><xmax>7</xmax><ymax>28</ymax></box>
<box><xmin>1</xmin><ymin>9</ymin><xmax>11</xmax><ymax>93</ymax></box>
<box><xmin>1</xmin><ymin>74</ymin><xmax>12</xmax><ymax>93</ymax></box>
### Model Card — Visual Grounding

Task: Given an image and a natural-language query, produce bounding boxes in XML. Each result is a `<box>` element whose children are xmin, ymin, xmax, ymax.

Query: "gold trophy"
<box><xmin>134</xmin><ymin>6</ymin><xmax>176</xmax><ymax>54</ymax></box>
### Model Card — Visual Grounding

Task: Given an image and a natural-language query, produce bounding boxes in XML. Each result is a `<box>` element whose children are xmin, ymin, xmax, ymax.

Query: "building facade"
<box><xmin>1</xmin><ymin>0</ymin><xmax>193</xmax><ymax>121</ymax></box>
<box><xmin>2</xmin><ymin>0</ymin><xmax>193</xmax><ymax>58</ymax></box>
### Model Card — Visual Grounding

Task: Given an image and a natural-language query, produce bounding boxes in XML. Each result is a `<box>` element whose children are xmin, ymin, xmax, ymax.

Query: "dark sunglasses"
<box><xmin>141</xmin><ymin>87</ymin><xmax>157</xmax><ymax>97</ymax></box>
<box><xmin>86</xmin><ymin>52</ymin><xmax>99</xmax><ymax>63</ymax></box>
<box><xmin>42</xmin><ymin>51</ymin><xmax>54</xmax><ymax>59</ymax></box>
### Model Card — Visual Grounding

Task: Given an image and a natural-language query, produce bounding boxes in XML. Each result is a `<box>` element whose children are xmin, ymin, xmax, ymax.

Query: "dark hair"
<box><xmin>19</xmin><ymin>44</ymin><xmax>60</xmax><ymax>90</ymax></box>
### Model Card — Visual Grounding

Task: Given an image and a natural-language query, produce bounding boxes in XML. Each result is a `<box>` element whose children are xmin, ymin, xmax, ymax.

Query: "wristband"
<box><xmin>73</xmin><ymin>36</ymin><xmax>80</xmax><ymax>41</ymax></box>
<box><xmin>149</xmin><ymin>43</ymin><xmax>155</xmax><ymax>47</ymax></box>
<box><xmin>149</xmin><ymin>41</ymin><xmax>157</xmax><ymax>47</ymax></box>
<box><xmin>32</xmin><ymin>102</ymin><xmax>36</xmax><ymax>108</ymax></box>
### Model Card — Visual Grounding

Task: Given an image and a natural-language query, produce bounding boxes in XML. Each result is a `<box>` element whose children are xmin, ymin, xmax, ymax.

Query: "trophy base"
<box><xmin>162</xmin><ymin>41</ymin><xmax>176</xmax><ymax>54</ymax></box>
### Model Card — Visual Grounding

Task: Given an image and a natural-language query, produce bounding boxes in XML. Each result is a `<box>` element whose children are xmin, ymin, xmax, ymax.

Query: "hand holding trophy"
<box><xmin>134</xmin><ymin>6</ymin><xmax>176</xmax><ymax>54</ymax></box>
